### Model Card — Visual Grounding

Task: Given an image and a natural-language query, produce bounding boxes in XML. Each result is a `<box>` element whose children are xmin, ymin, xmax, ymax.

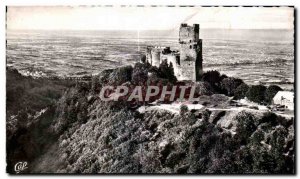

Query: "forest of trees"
<box><xmin>6</xmin><ymin>63</ymin><xmax>294</xmax><ymax>174</ymax></box>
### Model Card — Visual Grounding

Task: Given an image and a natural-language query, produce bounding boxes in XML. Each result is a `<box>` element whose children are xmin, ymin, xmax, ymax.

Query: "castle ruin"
<box><xmin>145</xmin><ymin>23</ymin><xmax>203</xmax><ymax>81</ymax></box>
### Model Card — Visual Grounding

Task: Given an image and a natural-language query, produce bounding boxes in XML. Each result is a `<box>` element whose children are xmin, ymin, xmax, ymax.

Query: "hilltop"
<box><xmin>6</xmin><ymin>63</ymin><xmax>295</xmax><ymax>174</ymax></box>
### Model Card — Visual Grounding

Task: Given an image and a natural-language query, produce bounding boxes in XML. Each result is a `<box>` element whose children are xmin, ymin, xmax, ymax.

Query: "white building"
<box><xmin>273</xmin><ymin>91</ymin><xmax>294</xmax><ymax>110</ymax></box>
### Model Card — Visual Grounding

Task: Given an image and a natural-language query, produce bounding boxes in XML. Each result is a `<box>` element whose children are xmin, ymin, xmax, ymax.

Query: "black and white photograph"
<box><xmin>5</xmin><ymin>5</ymin><xmax>295</xmax><ymax>174</ymax></box>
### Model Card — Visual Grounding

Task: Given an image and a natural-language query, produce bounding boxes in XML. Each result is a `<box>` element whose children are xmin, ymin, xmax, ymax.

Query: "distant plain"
<box><xmin>6</xmin><ymin>29</ymin><xmax>294</xmax><ymax>90</ymax></box>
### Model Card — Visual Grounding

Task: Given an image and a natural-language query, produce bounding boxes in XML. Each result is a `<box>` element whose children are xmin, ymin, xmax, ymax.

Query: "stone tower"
<box><xmin>178</xmin><ymin>23</ymin><xmax>203</xmax><ymax>81</ymax></box>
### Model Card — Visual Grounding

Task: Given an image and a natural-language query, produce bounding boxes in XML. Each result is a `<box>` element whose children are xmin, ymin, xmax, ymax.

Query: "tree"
<box><xmin>98</xmin><ymin>69</ymin><xmax>114</xmax><ymax>85</ymax></box>
<box><xmin>258</xmin><ymin>112</ymin><xmax>278</xmax><ymax>126</ymax></box>
<box><xmin>269</xmin><ymin>126</ymin><xmax>288</xmax><ymax>172</ymax></box>
<box><xmin>220</xmin><ymin>77</ymin><xmax>244</xmax><ymax>96</ymax></box>
<box><xmin>140</xmin><ymin>55</ymin><xmax>146</xmax><ymax>63</ymax></box>
<box><xmin>108</xmin><ymin>65</ymin><xmax>133</xmax><ymax>85</ymax></box>
<box><xmin>158</xmin><ymin>60</ymin><xmax>177</xmax><ymax>83</ymax></box>
<box><xmin>265</xmin><ymin>85</ymin><xmax>282</xmax><ymax>104</ymax></box>
<box><xmin>235</xmin><ymin>111</ymin><xmax>257</xmax><ymax>143</ymax></box>
<box><xmin>91</xmin><ymin>75</ymin><xmax>100</xmax><ymax>94</ymax></box>
<box><xmin>220</xmin><ymin>74</ymin><xmax>228</xmax><ymax>81</ymax></box>
<box><xmin>132</xmin><ymin>63</ymin><xmax>150</xmax><ymax>85</ymax></box>
<box><xmin>251</xmin><ymin>129</ymin><xmax>264</xmax><ymax>146</ymax></box>
<box><xmin>234</xmin><ymin>83</ymin><xmax>249</xmax><ymax>100</ymax></box>
<box><xmin>194</xmin><ymin>81</ymin><xmax>214</xmax><ymax>96</ymax></box>
<box><xmin>202</xmin><ymin>109</ymin><xmax>211</xmax><ymax>122</ymax></box>
<box><xmin>246</xmin><ymin>85</ymin><xmax>267</xmax><ymax>104</ymax></box>
<box><xmin>201</xmin><ymin>70</ymin><xmax>221</xmax><ymax>86</ymax></box>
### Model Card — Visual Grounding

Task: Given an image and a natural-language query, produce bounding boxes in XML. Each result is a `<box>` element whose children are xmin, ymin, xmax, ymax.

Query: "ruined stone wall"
<box><xmin>179</xmin><ymin>24</ymin><xmax>198</xmax><ymax>42</ymax></box>
<box><xmin>146</xmin><ymin>48</ymin><xmax>152</xmax><ymax>65</ymax></box>
<box><xmin>144</xmin><ymin>24</ymin><xmax>203</xmax><ymax>81</ymax></box>
<box><xmin>178</xmin><ymin>24</ymin><xmax>202</xmax><ymax>81</ymax></box>
<box><xmin>177</xmin><ymin>61</ymin><xmax>196</xmax><ymax>81</ymax></box>
<box><xmin>160</xmin><ymin>52</ymin><xmax>196</xmax><ymax>81</ymax></box>
<box><xmin>151</xmin><ymin>50</ymin><xmax>161</xmax><ymax>67</ymax></box>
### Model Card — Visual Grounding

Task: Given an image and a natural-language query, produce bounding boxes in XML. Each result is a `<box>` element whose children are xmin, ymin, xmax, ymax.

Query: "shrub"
<box><xmin>265</xmin><ymin>85</ymin><xmax>282</xmax><ymax>104</ymax></box>
<box><xmin>234</xmin><ymin>83</ymin><xmax>249</xmax><ymax>100</ymax></box>
<box><xmin>179</xmin><ymin>104</ymin><xmax>189</xmax><ymax>116</ymax></box>
<box><xmin>246</xmin><ymin>85</ymin><xmax>267</xmax><ymax>104</ymax></box>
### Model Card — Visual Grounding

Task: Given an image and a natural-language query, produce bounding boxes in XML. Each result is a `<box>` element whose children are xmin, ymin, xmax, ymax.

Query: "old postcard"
<box><xmin>6</xmin><ymin>6</ymin><xmax>294</xmax><ymax>174</ymax></box>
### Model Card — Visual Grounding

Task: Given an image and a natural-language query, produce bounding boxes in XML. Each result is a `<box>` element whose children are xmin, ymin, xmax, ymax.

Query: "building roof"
<box><xmin>273</xmin><ymin>91</ymin><xmax>294</xmax><ymax>102</ymax></box>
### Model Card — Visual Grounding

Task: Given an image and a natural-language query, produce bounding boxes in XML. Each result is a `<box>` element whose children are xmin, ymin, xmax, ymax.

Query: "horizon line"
<box><xmin>6</xmin><ymin>28</ymin><xmax>294</xmax><ymax>31</ymax></box>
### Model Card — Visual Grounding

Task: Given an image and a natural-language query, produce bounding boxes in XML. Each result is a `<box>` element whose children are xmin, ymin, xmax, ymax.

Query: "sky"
<box><xmin>6</xmin><ymin>6</ymin><xmax>294</xmax><ymax>30</ymax></box>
